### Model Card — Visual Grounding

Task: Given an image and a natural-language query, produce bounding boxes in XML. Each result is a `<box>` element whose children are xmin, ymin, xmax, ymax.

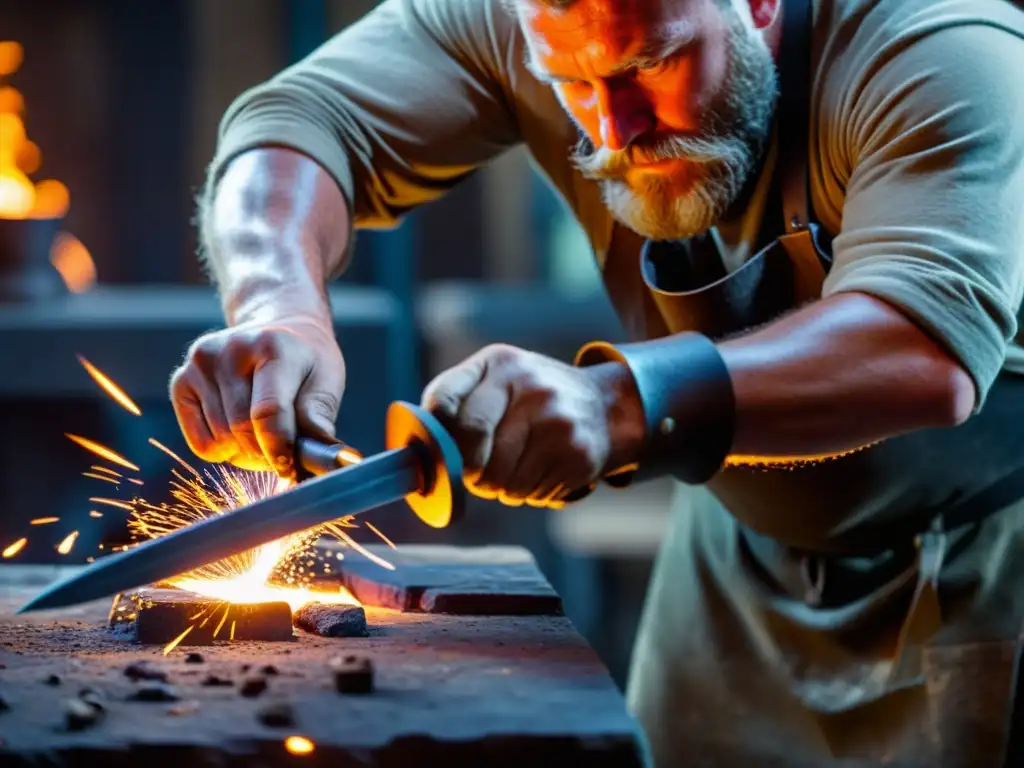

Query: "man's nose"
<box><xmin>596</xmin><ymin>80</ymin><xmax>655</xmax><ymax>151</ymax></box>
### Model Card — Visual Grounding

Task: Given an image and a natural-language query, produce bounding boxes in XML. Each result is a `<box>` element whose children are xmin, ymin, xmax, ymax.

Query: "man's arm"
<box><xmin>175</xmin><ymin>0</ymin><xmax>522</xmax><ymax>472</ymax></box>
<box><xmin>201</xmin><ymin>0</ymin><xmax>521</xmax><ymax>305</ymax></box>
<box><xmin>579</xmin><ymin>22</ymin><xmax>1024</xmax><ymax>480</ymax></box>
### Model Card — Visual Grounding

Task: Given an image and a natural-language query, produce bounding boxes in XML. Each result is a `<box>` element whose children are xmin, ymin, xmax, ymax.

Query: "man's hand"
<box><xmin>170</xmin><ymin>314</ymin><xmax>345</xmax><ymax>477</ymax></box>
<box><xmin>421</xmin><ymin>344</ymin><xmax>645</xmax><ymax>508</ymax></box>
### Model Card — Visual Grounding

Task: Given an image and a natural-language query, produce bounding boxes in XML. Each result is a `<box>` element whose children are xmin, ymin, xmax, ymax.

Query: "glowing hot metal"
<box><xmin>18</xmin><ymin>401</ymin><xmax>464</xmax><ymax>614</ymax></box>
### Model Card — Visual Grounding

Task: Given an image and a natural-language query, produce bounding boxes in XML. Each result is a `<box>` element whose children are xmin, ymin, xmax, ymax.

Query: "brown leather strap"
<box><xmin>778</xmin><ymin>0</ymin><xmax>814</xmax><ymax>233</ymax></box>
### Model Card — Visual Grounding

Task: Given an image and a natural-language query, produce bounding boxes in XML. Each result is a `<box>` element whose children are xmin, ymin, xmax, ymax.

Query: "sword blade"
<box><xmin>17</xmin><ymin>444</ymin><xmax>425</xmax><ymax>614</ymax></box>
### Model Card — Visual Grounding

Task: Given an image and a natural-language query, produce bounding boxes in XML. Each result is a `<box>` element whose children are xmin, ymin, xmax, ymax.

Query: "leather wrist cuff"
<box><xmin>574</xmin><ymin>332</ymin><xmax>736</xmax><ymax>486</ymax></box>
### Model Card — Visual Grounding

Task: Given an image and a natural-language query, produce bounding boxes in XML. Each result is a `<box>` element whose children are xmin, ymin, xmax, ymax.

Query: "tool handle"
<box><xmin>295</xmin><ymin>437</ymin><xmax>363</xmax><ymax>479</ymax></box>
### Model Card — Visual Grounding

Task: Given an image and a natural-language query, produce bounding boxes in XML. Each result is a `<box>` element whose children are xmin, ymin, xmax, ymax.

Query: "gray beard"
<box><xmin>572</xmin><ymin>10</ymin><xmax>779</xmax><ymax>241</ymax></box>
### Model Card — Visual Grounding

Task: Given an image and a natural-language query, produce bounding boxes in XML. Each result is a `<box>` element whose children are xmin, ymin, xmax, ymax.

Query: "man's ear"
<box><xmin>746</xmin><ymin>0</ymin><xmax>781</xmax><ymax>30</ymax></box>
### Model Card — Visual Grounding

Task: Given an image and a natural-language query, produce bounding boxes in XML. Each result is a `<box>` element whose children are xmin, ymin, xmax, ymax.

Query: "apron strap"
<box><xmin>777</xmin><ymin>0</ymin><xmax>814</xmax><ymax>234</ymax></box>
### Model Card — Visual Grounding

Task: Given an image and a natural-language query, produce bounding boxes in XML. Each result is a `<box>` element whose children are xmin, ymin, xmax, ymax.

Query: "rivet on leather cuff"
<box><xmin>574</xmin><ymin>332</ymin><xmax>736</xmax><ymax>485</ymax></box>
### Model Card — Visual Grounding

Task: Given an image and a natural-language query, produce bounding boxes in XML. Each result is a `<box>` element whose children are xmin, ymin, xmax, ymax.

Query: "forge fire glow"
<box><xmin>2</xmin><ymin>356</ymin><xmax>399</xmax><ymax>653</ymax></box>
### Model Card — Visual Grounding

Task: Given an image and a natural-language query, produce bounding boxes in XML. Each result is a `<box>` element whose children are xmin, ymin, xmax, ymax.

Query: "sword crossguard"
<box><xmin>384</xmin><ymin>401</ymin><xmax>465</xmax><ymax>529</ymax></box>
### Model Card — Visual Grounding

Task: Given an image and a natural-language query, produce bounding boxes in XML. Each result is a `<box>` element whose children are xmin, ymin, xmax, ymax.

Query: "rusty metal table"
<box><xmin>0</xmin><ymin>546</ymin><xmax>649</xmax><ymax>767</ymax></box>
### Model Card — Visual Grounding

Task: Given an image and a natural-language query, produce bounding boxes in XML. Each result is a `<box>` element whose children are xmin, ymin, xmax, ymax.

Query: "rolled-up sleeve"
<box><xmin>824</xmin><ymin>24</ymin><xmax>1024</xmax><ymax>407</ymax></box>
<box><xmin>203</xmin><ymin>0</ymin><xmax>521</xmax><ymax>230</ymax></box>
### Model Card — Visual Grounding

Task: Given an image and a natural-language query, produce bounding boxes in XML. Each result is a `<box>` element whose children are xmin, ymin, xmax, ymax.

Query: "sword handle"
<box><xmin>295</xmin><ymin>437</ymin><xmax>363</xmax><ymax>479</ymax></box>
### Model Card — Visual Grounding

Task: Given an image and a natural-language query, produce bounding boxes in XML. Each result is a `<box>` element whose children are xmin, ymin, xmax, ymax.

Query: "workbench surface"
<box><xmin>0</xmin><ymin>550</ymin><xmax>648</xmax><ymax>767</ymax></box>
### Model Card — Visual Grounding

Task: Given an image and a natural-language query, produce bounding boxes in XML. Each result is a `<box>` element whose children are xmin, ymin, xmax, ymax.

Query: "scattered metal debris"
<box><xmin>78</xmin><ymin>688</ymin><xmax>106</xmax><ymax>712</ymax></box>
<box><xmin>64</xmin><ymin>698</ymin><xmax>103</xmax><ymax>731</ymax></box>
<box><xmin>200</xmin><ymin>675</ymin><xmax>233</xmax><ymax>688</ymax></box>
<box><xmin>239</xmin><ymin>678</ymin><xmax>268</xmax><ymax>698</ymax></box>
<box><xmin>43</xmin><ymin>674</ymin><xmax>61</xmax><ymax>686</ymax></box>
<box><xmin>124</xmin><ymin>662</ymin><xmax>168</xmax><ymax>682</ymax></box>
<box><xmin>330</xmin><ymin>655</ymin><xmax>374</xmax><ymax>695</ymax></box>
<box><xmin>259</xmin><ymin>665</ymin><xmax>279</xmax><ymax>676</ymax></box>
<box><xmin>127</xmin><ymin>684</ymin><xmax>179</xmax><ymax>702</ymax></box>
<box><xmin>256</xmin><ymin>701</ymin><xmax>296</xmax><ymax>728</ymax></box>
<box><xmin>184</xmin><ymin>653</ymin><xmax>204</xmax><ymax>664</ymax></box>
<box><xmin>167</xmin><ymin>700</ymin><xmax>200</xmax><ymax>717</ymax></box>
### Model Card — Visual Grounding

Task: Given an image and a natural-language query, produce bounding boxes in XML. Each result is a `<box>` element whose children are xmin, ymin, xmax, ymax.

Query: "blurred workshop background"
<box><xmin>0</xmin><ymin>0</ymin><xmax>675</xmax><ymax>688</ymax></box>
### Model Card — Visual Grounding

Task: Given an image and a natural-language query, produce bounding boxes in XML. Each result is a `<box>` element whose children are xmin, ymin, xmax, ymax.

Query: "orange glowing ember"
<box><xmin>77</xmin><ymin>355</ymin><xmax>142</xmax><ymax>416</ymax></box>
<box><xmin>284</xmin><ymin>736</ymin><xmax>315</xmax><ymax>756</ymax></box>
<box><xmin>2</xmin><ymin>538</ymin><xmax>27</xmax><ymax>558</ymax></box>
<box><xmin>30</xmin><ymin>517</ymin><xmax>59</xmax><ymax>525</ymax></box>
<box><xmin>65</xmin><ymin>434</ymin><xmax>140</xmax><ymax>472</ymax></box>
<box><xmin>56</xmin><ymin>530</ymin><xmax>79</xmax><ymax>555</ymax></box>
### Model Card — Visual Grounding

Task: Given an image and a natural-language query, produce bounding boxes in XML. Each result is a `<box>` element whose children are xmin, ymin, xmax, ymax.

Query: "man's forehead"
<box><xmin>518</xmin><ymin>0</ymin><xmax>699</xmax><ymax>64</ymax></box>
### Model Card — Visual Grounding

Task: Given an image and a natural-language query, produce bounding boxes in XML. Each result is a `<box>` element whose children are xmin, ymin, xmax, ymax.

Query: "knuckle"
<box><xmin>483</xmin><ymin>343</ymin><xmax>521</xmax><ymax>367</ymax></box>
<box><xmin>168</xmin><ymin>367</ymin><xmax>191</xmax><ymax>397</ymax></box>
<box><xmin>250</xmin><ymin>397</ymin><xmax>288</xmax><ymax>425</ymax></box>
<box><xmin>250</xmin><ymin>328</ymin><xmax>286</xmax><ymax>360</ymax></box>
<box><xmin>457</xmin><ymin>414</ymin><xmax>494</xmax><ymax>440</ymax></box>
<box><xmin>220</xmin><ymin>332</ymin><xmax>254</xmax><ymax>365</ymax></box>
<box><xmin>188</xmin><ymin>335</ymin><xmax>223</xmax><ymax>369</ymax></box>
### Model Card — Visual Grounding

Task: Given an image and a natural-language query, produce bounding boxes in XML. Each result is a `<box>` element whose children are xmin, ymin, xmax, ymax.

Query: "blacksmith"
<box><xmin>172</xmin><ymin>0</ymin><xmax>1024</xmax><ymax>763</ymax></box>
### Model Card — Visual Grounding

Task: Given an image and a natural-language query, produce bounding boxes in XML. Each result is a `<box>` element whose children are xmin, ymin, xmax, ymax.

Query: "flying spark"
<box><xmin>284</xmin><ymin>736</ymin><xmax>315</xmax><ymax>756</ymax></box>
<box><xmin>77</xmin><ymin>355</ymin><xmax>142</xmax><ymax>416</ymax></box>
<box><xmin>2</xmin><ymin>538</ymin><xmax>27</xmax><ymax>558</ymax></box>
<box><xmin>30</xmin><ymin>517</ymin><xmax>59</xmax><ymax>526</ymax></box>
<box><xmin>65</xmin><ymin>434</ymin><xmax>139</xmax><ymax>472</ymax></box>
<box><xmin>162</xmin><ymin>625</ymin><xmax>194</xmax><ymax>655</ymax></box>
<box><xmin>56</xmin><ymin>531</ymin><xmax>79</xmax><ymax>555</ymax></box>
<box><xmin>364</xmin><ymin>521</ymin><xmax>397</xmax><ymax>550</ymax></box>
<box><xmin>55</xmin><ymin>357</ymin><xmax>402</xmax><ymax>652</ymax></box>
<box><xmin>89</xmin><ymin>497</ymin><xmax>134</xmax><ymax>511</ymax></box>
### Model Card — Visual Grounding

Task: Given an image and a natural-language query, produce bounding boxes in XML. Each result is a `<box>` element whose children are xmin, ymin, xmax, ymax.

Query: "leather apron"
<box><xmin>604</xmin><ymin>1</ymin><xmax>1024</xmax><ymax>765</ymax></box>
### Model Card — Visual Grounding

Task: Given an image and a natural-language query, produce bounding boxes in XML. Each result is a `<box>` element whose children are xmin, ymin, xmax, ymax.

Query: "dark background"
<box><xmin>0</xmin><ymin>0</ymin><xmax>673</xmax><ymax>689</ymax></box>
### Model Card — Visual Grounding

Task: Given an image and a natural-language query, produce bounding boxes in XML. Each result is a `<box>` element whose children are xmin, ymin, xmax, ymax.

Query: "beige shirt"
<box><xmin>205</xmin><ymin>0</ymin><xmax>1024</xmax><ymax>405</ymax></box>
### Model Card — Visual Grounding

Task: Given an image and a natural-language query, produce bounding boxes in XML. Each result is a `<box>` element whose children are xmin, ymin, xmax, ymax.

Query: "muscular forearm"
<box><xmin>201</xmin><ymin>148</ymin><xmax>351</xmax><ymax>326</ymax></box>
<box><xmin>719</xmin><ymin>292</ymin><xmax>976</xmax><ymax>458</ymax></box>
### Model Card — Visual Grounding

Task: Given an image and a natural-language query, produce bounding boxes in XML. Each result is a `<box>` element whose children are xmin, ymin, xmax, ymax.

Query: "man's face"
<box><xmin>518</xmin><ymin>0</ymin><xmax>778</xmax><ymax>240</ymax></box>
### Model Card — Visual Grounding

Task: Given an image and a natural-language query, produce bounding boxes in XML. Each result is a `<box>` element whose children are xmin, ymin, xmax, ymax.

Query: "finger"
<box><xmin>213</xmin><ymin>363</ymin><xmax>265</xmax><ymax>467</ymax></box>
<box><xmin>295</xmin><ymin>366</ymin><xmax>343</xmax><ymax>442</ymax></box>
<box><xmin>171</xmin><ymin>368</ymin><xmax>238</xmax><ymax>463</ymax></box>
<box><xmin>476</xmin><ymin>403</ymin><xmax>532</xmax><ymax>498</ymax></box>
<box><xmin>501</xmin><ymin>429</ymin><xmax>555</xmax><ymax>500</ymax></box>
<box><xmin>525</xmin><ymin>482</ymin><xmax>567</xmax><ymax>509</ymax></box>
<box><xmin>170</xmin><ymin>369</ymin><xmax>218</xmax><ymax>460</ymax></box>
<box><xmin>421</xmin><ymin>353</ymin><xmax>488</xmax><ymax>422</ymax></box>
<box><xmin>251</xmin><ymin>357</ymin><xmax>304</xmax><ymax>476</ymax></box>
<box><xmin>454</xmin><ymin>377</ymin><xmax>510</xmax><ymax>483</ymax></box>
